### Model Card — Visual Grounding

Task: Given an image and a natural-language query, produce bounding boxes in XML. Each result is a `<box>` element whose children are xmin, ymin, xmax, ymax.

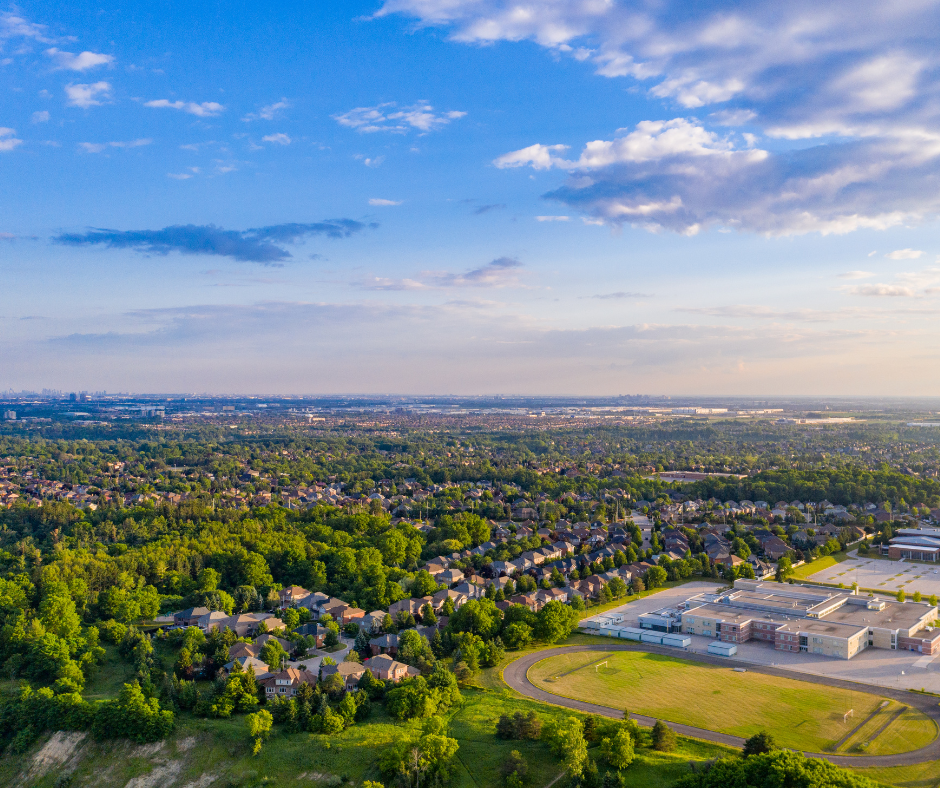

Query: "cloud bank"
<box><xmin>53</xmin><ymin>220</ymin><xmax>377</xmax><ymax>264</ymax></box>
<box><xmin>381</xmin><ymin>0</ymin><xmax>940</xmax><ymax>236</ymax></box>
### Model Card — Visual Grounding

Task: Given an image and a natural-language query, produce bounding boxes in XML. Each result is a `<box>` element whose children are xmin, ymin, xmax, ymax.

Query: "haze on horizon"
<box><xmin>3</xmin><ymin>1</ymin><xmax>940</xmax><ymax>396</ymax></box>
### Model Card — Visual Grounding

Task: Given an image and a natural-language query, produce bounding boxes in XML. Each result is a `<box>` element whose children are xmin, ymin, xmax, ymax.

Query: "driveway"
<box><xmin>502</xmin><ymin>644</ymin><xmax>940</xmax><ymax>768</ymax></box>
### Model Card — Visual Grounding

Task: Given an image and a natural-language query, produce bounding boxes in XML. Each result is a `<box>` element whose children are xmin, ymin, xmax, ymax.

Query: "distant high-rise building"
<box><xmin>2</xmin><ymin>410</ymin><xmax>15</xmax><ymax>420</ymax></box>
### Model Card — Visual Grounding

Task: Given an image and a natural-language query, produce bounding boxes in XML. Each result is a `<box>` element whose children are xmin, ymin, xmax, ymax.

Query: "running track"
<box><xmin>501</xmin><ymin>643</ymin><xmax>940</xmax><ymax>767</ymax></box>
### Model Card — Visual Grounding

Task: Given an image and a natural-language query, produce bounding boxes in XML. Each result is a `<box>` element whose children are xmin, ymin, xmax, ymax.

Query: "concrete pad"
<box><xmin>808</xmin><ymin>555</ymin><xmax>940</xmax><ymax>598</ymax></box>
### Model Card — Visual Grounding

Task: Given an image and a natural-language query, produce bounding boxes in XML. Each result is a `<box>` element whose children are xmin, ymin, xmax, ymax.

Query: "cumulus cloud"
<box><xmin>847</xmin><ymin>283</ymin><xmax>917</xmax><ymax>297</ymax></box>
<box><xmin>379</xmin><ymin>0</ymin><xmax>940</xmax><ymax>237</ymax></box>
<box><xmin>144</xmin><ymin>99</ymin><xmax>224</xmax><ymax>117</ymax></box>
<box><xmin>363</xmin><ymin>256</ymin><xmax>524</xmax><ymax>290</ymax></box>
<box><xmin>369</xmin><ymin>198</ymin><xmax>402</xmax><ymax>206</ymax></box>
<box><xmin>886</xmin><ymin>248</ymin><xmax>923</xmax><ymax>260</ymax></box>
<box><xmin>0</xmin><ymin>11</ymin><xmax>51</xmax><ymax>43</ymax></box>
<box><xmin>535</xmin><ymin>215</ymin><xmax>569</xmax><ymax>222</ymax></box>
<box><xmin>53</xmin><ymin>220</ymin><xmax>377</xmax><ymax>264</ymax></box>
<box><xmin>0</xmin><ymin>128</ymin><xmax>23</xmax><ymax>152</ymax></box>
<box><xmin>334</xmin><ymin>101</ymin><xmax>465</xmax><ymax>133</ymax></box>
<box><xmin>243</xmin><ymin>98</ymin><xmax>290</xmax><ymax>121</ymax></box>
<box><xmin>78</xmin><ymin>138</ymin><xmax>151</xmax><ymax>153</ymax></box>
<box><xmin>65</xmin><ymin>82</ymin><xmax>111</xmax><ymax>108</ymax></box>
<box><xmin>31</xmin><ymin>111</ymin><xmax>50</xmax><ymax>123</ymax></box>
<box><xmin>45</xmin><ymin>48</ymin><xmax>113</xmax><ymax>71</ymax></box>
<box><xmin>262</xmin><ymin>133</ymin><xmax>291</xmax><ymax>145</ymax></box>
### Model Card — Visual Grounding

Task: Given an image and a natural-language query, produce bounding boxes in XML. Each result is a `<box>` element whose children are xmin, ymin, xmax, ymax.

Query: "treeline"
<box><xmin>693</xmin><ymin>467</ymin><xmax>940</xmax><ymax>507</ymax></box>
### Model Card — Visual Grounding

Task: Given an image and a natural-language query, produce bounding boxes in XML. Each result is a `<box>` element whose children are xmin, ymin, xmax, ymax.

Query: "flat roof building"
<box><xmin>678</xmin><ymin>579</ymin><xmax>940</xmax><ymax>660</ymax></box>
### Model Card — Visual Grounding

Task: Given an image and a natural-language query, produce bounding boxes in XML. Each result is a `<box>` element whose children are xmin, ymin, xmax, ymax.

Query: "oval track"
<box><xmin>502</xmin><ymin>643</ymin><xmax>940</xmax><ymax>767</ymax></box>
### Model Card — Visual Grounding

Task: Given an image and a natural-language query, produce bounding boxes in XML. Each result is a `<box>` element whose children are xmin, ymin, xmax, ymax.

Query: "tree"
<box><xmin>600</xmin><ymin>726</ymin><xmax>634</xmax><ymax>770</ymax></box>
<box><xmin>913</xmin><ymin>591</ymin><xmax>923</xmax><ymax>603</ymax></box>
<box><xmin>651</xmin><ymin>721</ymin><xmax>676</xmax><ymax>752</ymax></box>
<box><xmin>775</xmin><ymin>555</ymin><xmax>794</xmax><ymax>582</ymax></box>
<box><xmin>644</xmin><ymin>566</ymin><xmax>668</xmax><ymax>590</ymax></box>
<box><xmin>502</xmin><ymin>622</ymin><xmax>533</xmax><ymax>651</ymax></box>
<box><xmin>742</xmin><ymin>730</ymin><xmax>776</xmax><ymax>756</ymax></box>
<box><xmin>247</xmin><ymin>709</ymin><xmax>273</xmax><ymax>755</ymax></box>
<box><xmin>259</xmin><ymin>639</ymin><xmax>288</xmax><ymax>671</ymax></box>
<box><xmin>420</xmin><ymin>603</ymin><xmax>437</xmax><ymax>626</ymax></box>
<box><xmin>534</xmin><ymin>601</ymin><xmax>576</xmax><ymax>644</ymax></box>
<box><xmin>92</xmin><ymin>681</ymin><xmax>175</xmax><ymax>743</ymax></box>
<box><xmin>673</xmin><ymin>750</ymin><xmax>880</xmax><ymax>788</ymax></box>
<box><xmin>930</xmin><ymin>594</ymin><xmax>938</xmax><ymax>607</ymax></box>
<box><xmin>897</xmin><ymin>589</ymin><xmax>906</xmax><ymax>603</ymax></box>
<box><xmin>501</xmin><ymin>750</ymin><xmax>528</xmax><ymax>782</ymax></box>
<box><xmin>545</xmin><ymin>717</ymin><xmax>587</xmax><ymax>778</ymax></box>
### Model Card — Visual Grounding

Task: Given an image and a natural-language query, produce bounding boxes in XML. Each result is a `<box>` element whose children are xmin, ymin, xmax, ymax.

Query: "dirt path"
<box><xmin>502</xmin><ymin>643</ymin><xmax>940</xmax><ymax>768</ymax></box>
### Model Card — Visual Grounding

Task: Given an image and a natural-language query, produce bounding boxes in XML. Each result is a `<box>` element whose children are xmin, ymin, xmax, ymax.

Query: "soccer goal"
<box><xmin>596</xmin><ymin>660</ymin><xmax>609</xmax><ymax>672</ymax></box>
<box><xmin>843</xmin><ymin>709</ymin><xmax>854</xmax><ymax>724</ymax></box>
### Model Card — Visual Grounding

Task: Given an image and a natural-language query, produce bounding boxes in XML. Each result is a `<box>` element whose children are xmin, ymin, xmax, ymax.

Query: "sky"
<box><xmin>3</xmin><ymin>0</ymin><xmax>940</xmax><ymax>396</ymax></box>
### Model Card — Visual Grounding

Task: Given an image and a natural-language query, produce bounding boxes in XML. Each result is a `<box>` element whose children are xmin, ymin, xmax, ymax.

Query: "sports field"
<box><xmin>528</xmin><ymin>650</ymin><xmax>937</xmax><ymax>754</ymax></box>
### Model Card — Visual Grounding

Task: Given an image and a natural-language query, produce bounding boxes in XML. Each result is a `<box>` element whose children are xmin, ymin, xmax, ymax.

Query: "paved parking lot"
<box><xmin>582</xmin><ymin>580</ymin><xmax>940</xmax><ymax>693</ymax></box>
<box><xmin>808</xmin><ymin>553</ymin><xmax>940</xmax><ymax>597</ymax></box>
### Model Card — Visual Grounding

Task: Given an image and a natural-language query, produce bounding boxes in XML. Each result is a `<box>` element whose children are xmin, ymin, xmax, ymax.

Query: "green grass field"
<box><xmin>790</xmin><ymin>552</ymin><xmax>849</xmax><ymax>580</ymax></box>
<box><xmin>0</xmin><ymin>681</ymin><xmax>738</xmax><ymax>788</ymax></box>
<box><xmin>527</xmin><ymin>650</ymin><xmax>936</xmax><ymax>755</ymax></box>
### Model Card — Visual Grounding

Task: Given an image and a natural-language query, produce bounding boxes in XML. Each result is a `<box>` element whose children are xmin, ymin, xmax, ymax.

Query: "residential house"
<box><xmin>364</xmin><ymin>654</ymin><xmax>420</xmax><ymax>682</ymax></box>
<box><xmin>196</xmin><ymin>610</ymin><xmax>229</xmax><ymax>633</ymax></box>
<box><xmin>219</xmin><ymin>655</ymin><xmax>271</xmax><ymax>678</ymax></box>
<box><xmin>294</xmin><ymin>623</ymin><xmax>326</xmax><ymax>647</ymax></box>
<box><xmin>320</xmin><ymin>661</ymin><xmax>367</xmax><ymax>690</ymax></box>
<box><xmin>173</xmin><ymin>606</ymin><xmax>209</xmax><ymax>627</ymax></box>
<box><xmin>278</xmin><ymin>585</ymin><xmax>311</xmax><ymax>607</ymax></box>
<box><xmin>369</xmin><ymin>633</ymin><xmax>399</xmax><ymax>656</ymax></box>
<box><xmin>260</xmin><ymin>668</ymin><xmax>318</xmax><ymax>699</ymax></box>
<box><xmin>435</xmin><ymin>568</ymin><xmax>465</xmax><ymax>586</ymax></box>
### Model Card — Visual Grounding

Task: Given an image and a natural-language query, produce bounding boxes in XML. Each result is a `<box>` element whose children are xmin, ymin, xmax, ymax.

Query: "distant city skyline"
<box><xmin>3</xmin><ymin>2</ymin><xmax>940</xmax><ymax>394</ymax></box>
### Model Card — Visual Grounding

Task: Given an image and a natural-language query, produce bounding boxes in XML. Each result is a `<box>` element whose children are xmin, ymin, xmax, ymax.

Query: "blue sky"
<box><xmin>3</xmin><ymin>1</ymin><xmax>940</xmax><ymax>395</ymax></box>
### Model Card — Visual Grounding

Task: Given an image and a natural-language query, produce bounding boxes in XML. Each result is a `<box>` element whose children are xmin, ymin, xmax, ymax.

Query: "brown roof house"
<box><xmin>363</xmin><ymin>654</ymin><xmax>420</xmax><ymax>682</ymax></box>
<box><xmin>260</xmin><ymin>668</ymin><xmax>318</xmax><ymax>700</ymax></box>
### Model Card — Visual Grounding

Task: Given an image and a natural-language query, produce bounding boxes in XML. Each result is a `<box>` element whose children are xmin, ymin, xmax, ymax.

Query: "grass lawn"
<box><xmin>527</xmin><ymin>650</ymin><xmax>935</xmax><ymax>755</ymax></box>
<box><xmin>575</xmin><ymin>579</ymin><xmax>709</xmax><ymax>622</ymax></box>
<box><xmin>856</xmin><ymin>761</ymin><xmax>940</xmax><ymax>788</ymax></box>
<box><xmin>80</xmin><ymin>644</ymin><xmax>138</xmax><ymax>701</ymax></box>
<box><xmin>790</xmin><ymin>552</ymin><xmax>849</xmax><ymax>581</ymax></box>
<box><xmin>2</xmin><ymin>677</ymin><xmax>737</xmax><ymax>788</ymax></box>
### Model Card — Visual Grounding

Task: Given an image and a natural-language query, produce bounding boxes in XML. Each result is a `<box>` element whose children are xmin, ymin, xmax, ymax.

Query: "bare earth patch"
<box><xmin>124</xmin><ymin>760</ymin><xmax>183</xmax><ymax>788</ymax></box>
<box><xmin>176</xmin><ymin>736</ymin><xmax>197</xmax><ymax>753</ymax></box>
<box><xmin>181</xmin><ymin>774</ymin><xmax>216</xmax><ymax>788</ymax></box>
<box><xmin>24</xmin><ymin>731</ymin><xmax>88</xmax><ymax>783</ymax></box>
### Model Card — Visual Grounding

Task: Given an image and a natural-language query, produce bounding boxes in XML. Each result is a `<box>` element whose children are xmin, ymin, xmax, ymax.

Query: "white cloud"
<box><xmin>262</xmin><ymin>133</ymin><xmax>291</xmax><ymax>145</ymax></box>
<box><xmin>144</xmin><ymin>99</ymin><xmax>224</xmax><ymax>117</ymax></box>
<box><xmin>243</xmin><ymin>98</ymin><xmax>290</xmax><ymax>121</ymax></box>
<box><xmin>838</xmin><ymin>271</ymin><xmax>874</xmax><ymax>279</ymax></box>
<box><xmin>369</xmin><ymin>198</ymin><xmax>403</xmax><ymax>206</ymax></box>
<box><xmin>45</xmin><ymin>48</ymin><xmax>114</xmax><ymax>71</ymax></box>
<box><xmin>65</xmin><ymin>82</ymin><xmax>112</xmax><ymax>108</ymax></box>
<box><xmin>535</xmin><ymin>215</ymin><xmax>569</xmax><ymax>222</ymax></box>
<box><xmin>495</xmin><ymin>119</ymin><xmax>754</xmax><ymax>173</ymax></box>
<box><xmin>0</xmin><ymin>11</ymin><xmax>51</xmax><ymax>43</ymax></box>
<box><xmin>0</xmin><ymin>128</ymin><xmax>23</xmax><ymax>152</ymax></box>
<box><xmin>847</xmin><ymin>283</ymin><xmax>917</xmax><ymax>297</ymax></box>
<box><xmin>379</xmin><ymin>1</ymin><xmax>940</xmax><ymax>237</ymax></box>
<box><xmin>31</xmin><ymin>111</ymin><xmax>50</xmax><ymax>123</ymax></box>
<box><xmin>78</xmin><ymin>138</ymin><xmax>151</xmax><ymax>153</ymax></box>
<box><xmin>886</xmin><ymin>248</ymin><xmax>923</xmax><ymax>260</ymax></box>
<box><xmin>334</xmin><ymin>101</ymin><xmax>465</xmax><ymax>133</ymax></box>
<box><xmin>363</xmin><ymin>256</ymin><xmax>524</xmax><ymax>290</ymax></box>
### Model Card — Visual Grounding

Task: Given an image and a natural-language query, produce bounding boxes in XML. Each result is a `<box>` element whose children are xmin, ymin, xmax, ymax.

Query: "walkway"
<box><xmin>502</xmin><ymin>644</ymin><xmax>940</xmax><ymax>767</ymax></box>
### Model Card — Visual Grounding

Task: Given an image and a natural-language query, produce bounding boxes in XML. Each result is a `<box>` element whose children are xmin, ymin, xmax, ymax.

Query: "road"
<box><xmin>502</xmin><ymin>643</ymin><xmax>940</xmax><ymax>768</ymax></box>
